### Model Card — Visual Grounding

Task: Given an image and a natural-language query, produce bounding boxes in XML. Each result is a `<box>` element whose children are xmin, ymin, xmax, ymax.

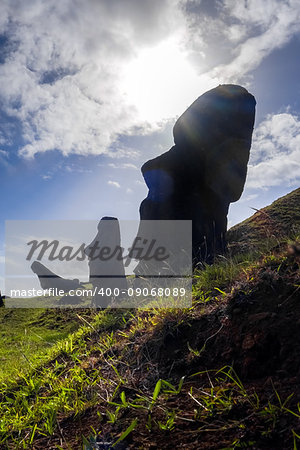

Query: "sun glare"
<box><xmin>121</xmin><ymin>38</ymin><xmax>214</xmax><ymax>123</ymax></box>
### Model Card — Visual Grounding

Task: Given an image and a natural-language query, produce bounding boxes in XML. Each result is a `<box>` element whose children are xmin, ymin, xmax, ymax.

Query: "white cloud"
<box><xmin>0</xmin><ymin>0</ymin><xmax>186</xmax><ymax>158</ymax></box>
<box><xmin>246</xmin><ymin>112</ymin><xmax>300</xmax><ymax>189</ymax></box>
<box><xmin>214</xmin><ymin>8</ymin><xmax>300</xmax><ymax>81</ymax></box>
<box><xmin>42</xmin><ymin>174</ymin><xmax>51</xmax><ymax>180</ymax></box>
<box><xmin>0</xmin><ymin>133</ymin><xmax>8</xmax><ymax>146</ymax></box>
<box><xmin>1</xmin><ymin>0</ymin><xmax>300</xmax><ymax>160</ymax></box>
<box><xmin>240</xmin><ymin>193</ymin><xmax>259</xmax><ymax>202</ymax></box>
<box><xmin>64</xmin><ymin>165</ymin><xmax>92</xmax><ymax>174</ymax></box>
<box><xmin>108</xmin><ymin>180</ymin><xmax>121</xmax><ymax>188</ymax></box>
<box><xmin>108</xmin><ymin>162</ymin><xmax>138</xmax><ymax>170</ymax></box>
<box><xmin>0</xmin><ymin>149</ymin><xmax>9</xmax><ymax>167</ymax></box>
<box><xmin>185</xmin><ymin>0</ymin><xmax>300</xmax><ymax>82</ymax></box>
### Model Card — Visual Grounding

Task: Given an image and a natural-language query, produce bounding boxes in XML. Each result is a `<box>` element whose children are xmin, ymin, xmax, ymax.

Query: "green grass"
<box><xmin>228</xmin><ymin>187</ymin><xmax>300</xmax><ymax>253</ymax></box>
<box><xmin>193</xmin><ymin>253</ymin><xmax>256</xmax><ymax>295</ymax></box>
<box><xmin>0</xmin><ymin>309</ymin><xmax>130</xmax><ymax>447</ymax></box>
<box><xmin>0</xmin><ymin>188</ymin><xmax>299</xmax><ymax>448</ymax></box>
<box><xmin>0</xmin><ymin>308</ymin><xmax>95</xmax><ymax>382</ymax></box>
<box><xmin>0</xmin><ymin>249</ymin><xmax>299</xmax><ymax>448</ymax></box>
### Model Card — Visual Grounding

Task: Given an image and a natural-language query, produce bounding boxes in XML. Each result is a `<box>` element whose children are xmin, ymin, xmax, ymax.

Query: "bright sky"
<box><xmin>1</xmin><ymin>0</ymin><xmax>300</xmax><ymax>291</ymax></box>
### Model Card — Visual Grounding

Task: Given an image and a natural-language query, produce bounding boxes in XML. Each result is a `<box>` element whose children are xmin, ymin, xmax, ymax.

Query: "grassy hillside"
<box><xmin>0</xmin><ymin>309</ymin><xmax>96</xmax><ymax>381</ymax></box>
<box><xmin>0</xmin><ymin>187</ymin><xmax>299</xmax><ymax>449</ymax></box>
<box><xmin>228</xmin><ymin>187</ymin><xmax>300</xmax><ymax>253</ymax></box>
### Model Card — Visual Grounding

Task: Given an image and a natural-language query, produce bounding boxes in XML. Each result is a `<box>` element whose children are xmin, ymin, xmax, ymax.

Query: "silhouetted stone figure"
<box><xmin>138</xmin><ymin>84</ymin><xmax>256</xmax><ymax>266</ymax></box>
<box><xmin>31</xmin><ymin>261</ymin><xmax>82</xmax><ymax>291</ymax></box>
<box><xmin>84</xmin><ymin>217</ymin><xmax>127</xmax><ymax>308</ymax></box>
<box><xmin>31</xmin><ymin>218</ymin><xmax>127</xmax><ymax>307</ymax></box>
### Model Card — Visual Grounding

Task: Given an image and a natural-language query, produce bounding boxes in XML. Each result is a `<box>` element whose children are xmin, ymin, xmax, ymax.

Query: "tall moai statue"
<box><xmin>138</xmin><ymin>84</ymin><xmax>256</xmax><ymax>266</ymax></box>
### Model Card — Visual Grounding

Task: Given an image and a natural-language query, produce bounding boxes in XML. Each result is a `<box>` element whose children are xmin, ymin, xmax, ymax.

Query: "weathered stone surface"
<box><xmin>138</xmin><ymin>84</ymin><xmax>256</xmax><ymax>265</ymax></box>
<box><xmin>84</xmin><ymin>217</ymin><xmax>127</xmax><ymax>307</ymax></box>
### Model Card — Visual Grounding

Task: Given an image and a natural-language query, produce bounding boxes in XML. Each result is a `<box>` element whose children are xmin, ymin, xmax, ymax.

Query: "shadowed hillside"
<box><xmin>228</xmin><ymin>187</ymin><xmax>300</xmax><ymax>254</ymax></box>
<box><xmin>0</xmin><ymin>188</ymin><xmax>299</xmax><ymax>449</ymax></box>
